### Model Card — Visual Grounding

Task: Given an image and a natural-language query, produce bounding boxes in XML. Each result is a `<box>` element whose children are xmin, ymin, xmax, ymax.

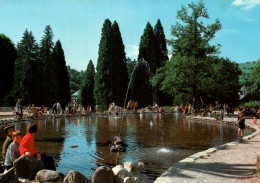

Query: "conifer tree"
<box><xmin>11</xmin><ymin>29</ymin><xmax>40</xmax><ymax>105</ymax></box>
<box><xmin>0</xmin><ymin>34</ymin><xmax>17</xmax><ymax>105</ymax></box>
<box><xmin>111</xmin><ymin>21</ymin><xmax>129</xmax><ymax>106</ymax></box>
<box><xmin>80</xmin><ymin>60</ymin><xmax>95</xmax><ymax>108</ymax></box>
<box><xmin>131</xmin><ymin>61</ymin><xmax>153</xmax><ymax>107</ymax></box>
<box><xmin>52</xmin><ymin>40</ymin><xmax>71</xmax><ymax>107</ymax></box>
<box><xmin>154</xmin><ymin>19</ymin><xmax>168</xmax><ymax>67</ymax></box>
<box><xmin>153</xmin><ymin>19</ymin><xmax>172</xmax><ymax>106</ymax></box>
<box><xmin>39</xmin><ymin>25</ymin><xmax>54</xmax><ymax>106</ymax></box>
<box><xmin>132</xmin><ymin>22</ymin><xmax>157</xmax><ymax>107</ymax></box>
<box><xmin>94</xmin><ymin>19</ymin><xmax>113</xmax><ymax>111</ymax></box>
<box><xmin>138</xmin><ymin>22</ymin><xmax>158</xmax><ymax>74</ymax></box>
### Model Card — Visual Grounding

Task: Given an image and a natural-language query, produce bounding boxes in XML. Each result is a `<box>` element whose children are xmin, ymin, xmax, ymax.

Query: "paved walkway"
<box><xmin>155</xmin><ymin>117</ymin><xmax>260</xmax><ymax>183</ymax></box>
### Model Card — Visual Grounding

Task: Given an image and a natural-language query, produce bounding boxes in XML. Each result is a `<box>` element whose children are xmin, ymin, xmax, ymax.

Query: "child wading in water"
<box><xmin>4</xmin><ymin>131</ymin><xmax>23</xmax><ymax>170</ymax></box>
<box><xmin>236</xmin><ymin>111</ymin><xmax>246</xmax><ymax>141</ymax></box>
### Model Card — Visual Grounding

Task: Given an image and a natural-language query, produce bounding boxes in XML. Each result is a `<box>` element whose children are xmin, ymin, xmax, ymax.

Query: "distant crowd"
<box><xmin>13</xmin><ymin>98</ymin><xmax>99</xmax><ymax>119</ymax></box>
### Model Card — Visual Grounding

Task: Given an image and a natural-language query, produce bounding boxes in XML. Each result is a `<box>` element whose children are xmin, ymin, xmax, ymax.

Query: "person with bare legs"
<box><xmin>236</xmin><ymin>111</ymin><xmax>245</xmax><ymax>141</ymax></box>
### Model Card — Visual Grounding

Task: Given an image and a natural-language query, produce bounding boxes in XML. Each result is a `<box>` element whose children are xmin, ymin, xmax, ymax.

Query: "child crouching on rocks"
<box><xmin>236</xmin><ymin>111</ymin><xmax>246</xmax><ymax>141</ymax></box>
<box><xmin>19</xmin><ymin>123</ymin><xmax>41</xmax><ymax>160</ymax></box>
<box><xmin>4</xmin><ymin>131</ymin><xmax>23</xmax><ymax>170</ymax></box>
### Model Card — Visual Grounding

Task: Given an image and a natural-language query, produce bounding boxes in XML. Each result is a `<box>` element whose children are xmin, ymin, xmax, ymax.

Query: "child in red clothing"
<box><xmin>19</xmin><ymin>123</ymin><xmax>41</xmax><ymax>160</ymax></box>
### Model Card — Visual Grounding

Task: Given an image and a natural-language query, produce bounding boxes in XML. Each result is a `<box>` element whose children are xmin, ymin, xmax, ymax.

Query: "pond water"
<box><xmin>0</xmin><ymin>113</ymin><xmax>251</xmax><ymax>181</ymax></box>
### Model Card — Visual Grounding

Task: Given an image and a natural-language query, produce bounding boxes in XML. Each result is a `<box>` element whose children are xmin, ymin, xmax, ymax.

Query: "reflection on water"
<box><xmin>0</xmin><ymin>114</ymin><xmax>251</xmax><ymax>181</ymax></box>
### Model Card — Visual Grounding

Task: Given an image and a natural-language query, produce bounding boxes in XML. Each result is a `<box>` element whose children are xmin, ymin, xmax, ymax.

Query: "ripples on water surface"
<box><xmin>0</xmin><ymin>113</ymin><xmax>251</xmax><ymax>181</ymax></box>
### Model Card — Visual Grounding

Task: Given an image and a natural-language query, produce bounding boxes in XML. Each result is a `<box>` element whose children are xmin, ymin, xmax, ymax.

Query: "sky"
<box><xmin>0</xmin><ymin>0</ymin><xmax>260</xmax><ymax>71</ymax></box>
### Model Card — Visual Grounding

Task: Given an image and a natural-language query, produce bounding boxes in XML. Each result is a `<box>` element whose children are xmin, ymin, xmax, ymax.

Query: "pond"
<box><xmin>0</xmin><ymin>113</ymin><xmax>251</xmax><ymax>181</ymax></box>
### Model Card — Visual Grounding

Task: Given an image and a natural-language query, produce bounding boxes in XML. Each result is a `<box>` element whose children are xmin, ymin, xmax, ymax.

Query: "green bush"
<box><xmin>244</xmin><ymin>101</ymin><xmax>260</xmax><ymax>107</ymax></box>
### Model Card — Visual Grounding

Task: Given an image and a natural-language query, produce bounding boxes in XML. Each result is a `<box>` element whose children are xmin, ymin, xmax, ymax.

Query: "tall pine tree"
<box><xmin>111</xmin><ymin>21</ymin><xmax>129</xmax><ymax>106</ymax></box>
<box><xmin>11</xmin><ymin>29</ymin><xmax>40</xmax><ymax>105</ymax></box>
<box><xmin>131</xmin><ymin>22</ymin><xmax>157</xmax><ymax>107</ymax></box>
<box><xmin>0</xmin><ymin>34</ymin><xmax>17</xmax><ymax>106</ymax></box>
<box><xmin>138</xmin><ymin>22</ymin><xmax>158</xmax><ymax>74</ymax></box>
<box><xmin>154</xmin><ymin>19</ymin><xmax>168</xmax><ymax>67</ymax></box>
<box><xmin>80</xmin><ymin>60</ymin><xmax>95</xmax><ymax>108</ymax></box>
<box><xmin>94</xmin><ymin>19</ymin><xmax>113</xmax><ymax>111</ymax></box>
<box><xmin>52</xmin><ymin>40</ymin><xmax>71</xmax><ymax>108</ymax></box>
<box><xmin>153</xmin><ymin>19</ymin><xmax>172</xmax><ymax>106</ymax></box>
<box><xmin>39</xmin><ymin>25</ymin><xmax>54</xmax><ymax>106</ymax></box>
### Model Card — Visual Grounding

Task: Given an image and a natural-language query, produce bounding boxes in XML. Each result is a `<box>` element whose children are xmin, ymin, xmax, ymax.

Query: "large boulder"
<box><xmin>124</xmin><ymin>162</ymin><xmax>144</xmax><ymax>176</ymax></box>
<box><xmin>138</xmin><ymin>174</ymin><xmax>149</xmax><ymax>183</ymax></box>
<box><xmin>112</xmin><ymin>165</ymin><xmax>129</xmax><ymax>183</ymax></box>
<box><xmin>92</xmin><ymin>166</ymin><xmax>114</xmax><ymax>183</ymax></box>
<box><xmin>13</xmin><ymin>155</ymin><xmax>43</xmax><ymax>180</ymax></box>
<box><xmin>123</xmin><ymin>162</ymin><xmax>150</xmax><ymax>183</ymax></box>
<box><xmin>123</xmin><ymin>175</ymin><xmax>149</xmax><ymax>183</ymax></box>
<box><xmin>35</xmin><ymin>169</ymin><xmax>65</xmax><ymax>182</ymax></box>
<box><xmin>63</xmin><ymin>170</ymin><xmax>91</xmax><ymax>183</ymax></box>
<box><xmin>123</xmin><ymin>177</ymin><xmax>140</xmax><ymax>183</ymax></box>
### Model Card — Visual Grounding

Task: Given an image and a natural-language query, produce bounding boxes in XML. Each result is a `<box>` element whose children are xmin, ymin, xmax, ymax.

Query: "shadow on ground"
<box><xmin>161</xmin><ymin>162</ymin><xmax>255</xmax><ymax>180</ymax></box>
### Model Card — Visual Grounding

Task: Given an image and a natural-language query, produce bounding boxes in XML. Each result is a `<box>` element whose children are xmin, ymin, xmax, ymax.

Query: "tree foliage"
<box><xmin>52</xmin><ymin>40</ymin><xmax>71</xmax><ymax>107</ymax></box>
<box><xmin>250</xmin><ymin>60</ymin><xmax>260</xmax><ymax>98</ymax></box>
<box><xmin>154</xmin><ymin>19</ymin><xmax>168</xmax><ymax>67</ymax></box>
<box><xmin>94</xmin><ymin>19</ymin><xmax>113</xmax><ymax>111</ymax></box>
<box><xmin>94</xmin><ymin>19</ymin><xmax>129</xmax><ymax>110</ymax></box>
<box><xmin>131</xmin><ymin>20</ymin><xmax>170</xmax><ymax>107</ymax></box>
<box><xmin>153</xmin><ymin>19</ymin><xmax>172</xmax><ymax>106</ymax></box>
<box><xmin>110</xmin><ymin>21</ymin><xmax>129</xmax><ymax>106</ymax></box>
<box><xmin>154</xmin><ymin>1</ymin><xmax>240</xmax><ymax>109</ymax></box>
<box><xmin>138</xmin><ymin>22</ymin><xmax>158</xmax><ymax>74</ymax></box>
<box><xmin>0</xmin><ymin>34</ymin><xmax>17</xmax><ymax>106</ymax></box>
<box><xmin>80</xmin><ymin>60</ymin><xmax>95</xmax><ymax>108</ymax></box>
<box><xmin>9</xmin><ymin>29</ymin><xmax>40</xmax><ymax>105</ymax></box>
<box><xmin>8</xmin><ymin>26</ymin><xmax>71</xmax><ymax>107</ymax></box>
<box><xmin>39</xmin><ymin>25</ymin><xmax>54</xmax><ymax>106</ymax></box>
<box><xmin>67</xmin><ymin>66</ymin><xmax>84</xmax><ymax>95</ymax></box>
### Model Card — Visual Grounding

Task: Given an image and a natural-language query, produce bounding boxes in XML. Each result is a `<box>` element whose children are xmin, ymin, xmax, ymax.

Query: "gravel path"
<box><xmin>154</xmin><ymin>117</ymin><xmax>260</xmax><ymax>183</ymax></box>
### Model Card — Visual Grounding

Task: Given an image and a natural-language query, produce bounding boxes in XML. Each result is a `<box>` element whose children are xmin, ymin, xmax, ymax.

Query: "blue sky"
<box><xmin>0</xmin><ymin>0</ymin><xmax>260</xmax><ymax>71</ymax></box>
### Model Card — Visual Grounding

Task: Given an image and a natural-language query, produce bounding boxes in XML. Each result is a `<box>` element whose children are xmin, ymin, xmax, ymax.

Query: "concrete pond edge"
<box><xmin>155</xmin><ymin>116</ymin><xmax>260</xmax><ymax>182</ymax></box>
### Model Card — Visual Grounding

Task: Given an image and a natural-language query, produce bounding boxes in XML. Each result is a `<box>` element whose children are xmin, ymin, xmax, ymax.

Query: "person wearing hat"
<box><xmin>2</xmin><ymin>125</ymin><xmax>15</xmax><ymax>161</ymax></box>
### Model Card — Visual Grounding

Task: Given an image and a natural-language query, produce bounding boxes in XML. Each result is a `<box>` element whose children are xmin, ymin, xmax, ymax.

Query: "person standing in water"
<box><xmin>16</xmin><ymin>98</ymin><xmax>23</xmax><ymax>119</ymax></box>
<box><xmin>115</xmin><ymin>105</ymin><xmax>119</xmax><ymax>116</ymax></box>
<box><xmin>236</xmin><ymin>111</ymin><xmax>246</xmax><ymax>141</ymax></box>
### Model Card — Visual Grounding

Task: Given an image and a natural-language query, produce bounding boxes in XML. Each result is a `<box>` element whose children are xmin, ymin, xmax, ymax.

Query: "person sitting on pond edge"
<box><xmin>4</xmin><ymin>130</ymin><xmax>23</xmax><ymax>170</ymax></box>
<box><xmin>2</xmin><ymin>125</ymin><xmax>15</xmax><ymax>162</ymax></box>
<box><xmin>19</xmin><ymin>123</ymin><xmax>41</xmax><ymax>160</ymax></box>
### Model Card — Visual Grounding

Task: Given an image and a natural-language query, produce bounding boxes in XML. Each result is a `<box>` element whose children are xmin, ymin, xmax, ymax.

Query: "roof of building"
<box><xmin>71</xmin><ymin>90</ymin><xmax>79</xmax><ymax>97</ymax></box>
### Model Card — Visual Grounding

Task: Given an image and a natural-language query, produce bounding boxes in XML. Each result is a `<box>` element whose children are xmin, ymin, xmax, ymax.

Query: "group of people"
<box><xmin>14</xmin><ymin>99</ymin><xmax>48</xmax><ymax>118</ymax></box>
<box><xmin>64</xmin><ymin>103</ymin><xmax>96</xmax><ymax>116</ymax></box>
<box><xmin>14</xmin><ymin>98</ymin><xmax>99</xmax><ymax>119</ymax></box>
<box><xmin>2</xmin><ymin>123</ymin><xmax>41</xmax><ymax>171</ymax></box>
<box><xmin>126</xmin><ymin>100</ymin><xmax>138</xmax><ymax>111</ymax></box>
<box><xmin>108</xmin><ymin>103</ymin><xmax>121</xmax><ymax>116</ymax></box>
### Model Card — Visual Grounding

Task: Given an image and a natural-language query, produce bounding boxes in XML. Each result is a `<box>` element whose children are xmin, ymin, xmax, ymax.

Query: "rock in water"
<box><xmin>63</xmin><ymin>170</ymin><xmax>91</xmax><ymax>183</ymax></box>
<box><xmin>35</xmin><ymin>169</ymin><xmax>65</xmax><ymax>182</ymax></box>
<box><xmin>13</xmin><ymin>155</ymin><xmax>43</xmax><ymax>180</ymax></box>
<box><xmin>92</xmin><ymin>166</ymin><xmax>114</xmax><ymax>183</ymax></box>
<box><xmin>112</xmin><ymin>165</ymin><xmax>129</xmax><ymax>183</ymax></box>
